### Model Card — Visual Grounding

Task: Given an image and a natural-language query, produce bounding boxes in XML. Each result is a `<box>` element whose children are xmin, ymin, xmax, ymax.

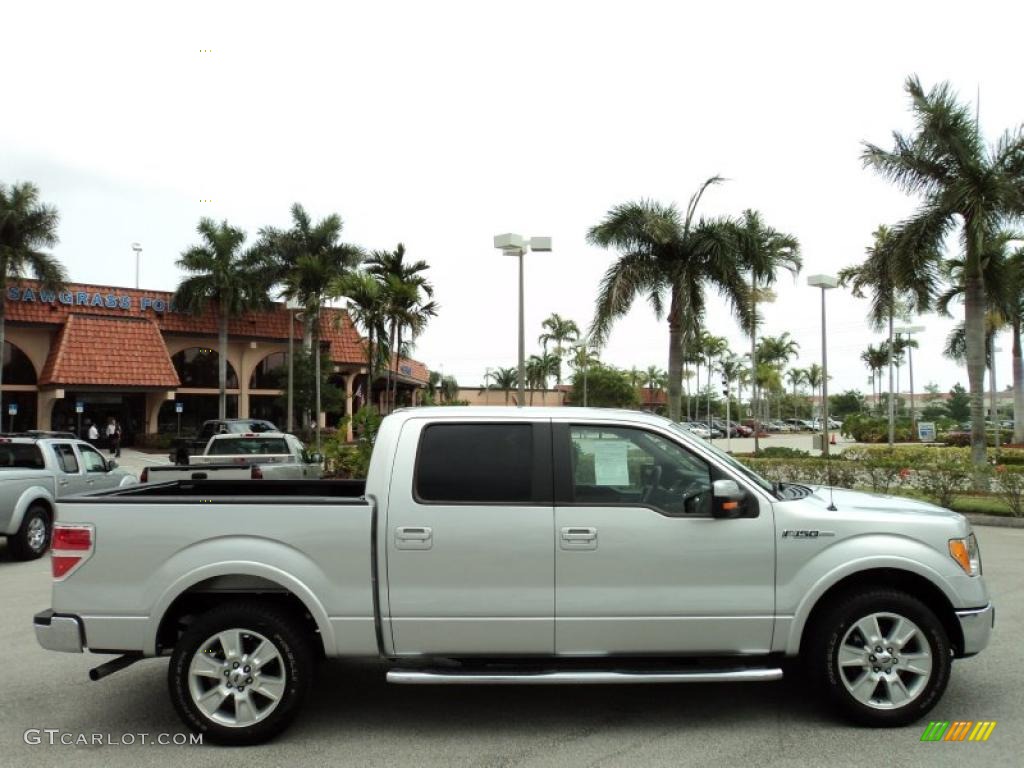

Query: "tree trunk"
<box><xmin>750</xmin><ymin>281</ymin><xmax>760</xmax><ymax>452</ymax></box>
<box><xmin>964</xmin><ymin>272</ymin><xmax>989</xmax><ymax>478</ymax></box>
<box><xmin>887</xmin><ymin>310</ymin><xmax>895</xmax><ymax>447</ymax></box>
<box><xmin>666</xmin><ymin>290</ymin><xmax>683</xmax><ymax>422</ymax></box>
<box><xmin>0</xmin><ymin>308</ymin><xmax>6</xmax><ymax>420</ymax></box>
<box><xmin>217</xmin><ymin>314</ymin><xmax>228</xmax><ymax>420</ymax></box>
<box><xmin>1013</xmin><ymin>318</ymin><xmax>1024</xmax><ymax>445</ymax></box>
<box><xmin>392</xmin><ymin>328</ymin><xmax>402</xmax><ymax>410</ymax></box>
<box><xmin>385</xmin><ymin>322</ymin><xmax>396</xmax><ymax>414</ymax></box>
<box><xmin>314</xmin><ymin>309</ymin><xmax>322</xmax><ymax>451</ymax></box>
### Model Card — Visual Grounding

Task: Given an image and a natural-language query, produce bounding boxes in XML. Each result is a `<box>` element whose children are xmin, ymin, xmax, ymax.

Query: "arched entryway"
<box><xmin>2</xmin><ymin>341</ymin><xmax>38</xmax><ymax>432</ymax></box>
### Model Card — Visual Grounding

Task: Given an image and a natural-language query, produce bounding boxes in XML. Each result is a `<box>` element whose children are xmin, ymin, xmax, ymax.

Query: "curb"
<box><xmin>963</xmin><ymin>513</ymin><xmax>1024</xmax><ymax>529</ymax></box>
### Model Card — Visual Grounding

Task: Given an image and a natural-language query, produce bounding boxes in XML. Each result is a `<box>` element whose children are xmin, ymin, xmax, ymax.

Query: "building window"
<box><xmin>171</xmin><ymin>347</ymin><xmax>238</xmax><ymax>389</ymax></box>
<box><xmin>250</xmin><ymin>352</ymin><xmax>288</xmax><ymax>389</ymax></box>
<box><xmin>2</xmin><ymin>341</ymin><xmax>37</xmax><ymax>385</ymax></box>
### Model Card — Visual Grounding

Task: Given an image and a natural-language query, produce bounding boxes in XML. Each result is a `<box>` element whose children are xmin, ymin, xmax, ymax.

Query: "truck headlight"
<box><xmin>948</xmin><ymin>533</ymin><xmax>981</xmax><ymax>576</ymax></box>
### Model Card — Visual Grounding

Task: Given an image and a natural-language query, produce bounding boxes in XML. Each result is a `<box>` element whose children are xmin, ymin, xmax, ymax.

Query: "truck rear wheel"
<box><xmin>168</xmin><ymin>602</ymin><xmax>313</xmax><ymax>745</ymax></box>
<box><xmin>8</xmin><ymin>504</ymin><xmax>50</xmax><ymax>560</ymax></box>
<box><xmin>808</xmin><ymin>589</ymin><xmax>951</xmax><ymax>726</ymax></box>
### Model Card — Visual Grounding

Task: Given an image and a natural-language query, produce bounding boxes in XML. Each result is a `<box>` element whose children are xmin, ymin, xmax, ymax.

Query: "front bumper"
<box><xmin>956</xmin><ymin>602</ymin><xmax>994</xmax><ymax>657</ymax></box>
<box><xmin>34</xmin><ymin>610</ymin><xmax>84</xmax><ymax>653</ymax></box>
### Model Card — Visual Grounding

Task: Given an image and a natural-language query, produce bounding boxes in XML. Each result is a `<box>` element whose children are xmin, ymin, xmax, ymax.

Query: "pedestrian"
<box><xmin>87</xmin><ymin>421</ymin><xmax>99</xmax><ymax>443</ymax></box>
<box><xmin>106</xmin><ymin>417</ymin><xmax>117</xmax><ymax>455</ymax></box>
<box><xmin>112</xmin><ymin>419</ymin><xmax>122</xmax><ymax>458</ymax></box>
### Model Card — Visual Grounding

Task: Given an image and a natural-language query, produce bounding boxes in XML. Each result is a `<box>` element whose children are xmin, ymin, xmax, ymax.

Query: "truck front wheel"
<box><xmin>168</xmin><ymin>602</ymin><xmax>313</xmax><ymax>745</ymax></box>
<box><xmin>808</xmin><ymin>589</ymin><xmax>951</xmax><ymax>726</ymax></box>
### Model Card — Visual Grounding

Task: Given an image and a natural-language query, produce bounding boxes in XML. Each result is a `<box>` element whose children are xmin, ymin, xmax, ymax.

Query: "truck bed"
<box><xmin>114</xmin><ymin>478</ymin><xmax>366</xmax><ymax>498</ymax></box>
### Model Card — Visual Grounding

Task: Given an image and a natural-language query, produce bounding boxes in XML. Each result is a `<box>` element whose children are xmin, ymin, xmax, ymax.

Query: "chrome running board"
<box><xmin>387</xmin><ymin>667</ymin><xmax>783</xmax><ymax>685</ymax></box>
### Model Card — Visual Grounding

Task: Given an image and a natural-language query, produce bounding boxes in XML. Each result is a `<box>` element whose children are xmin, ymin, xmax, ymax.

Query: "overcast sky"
<box><xmin>4</xmin><ymin>0</ymin><xmax>1023</xmax><ymax>396</ymax></box>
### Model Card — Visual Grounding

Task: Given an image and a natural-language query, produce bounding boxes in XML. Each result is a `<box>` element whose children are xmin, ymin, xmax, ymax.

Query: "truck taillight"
<box><xmin>140</xmin><ymin>467</ymin><xmax>149</xmax><ymax>483</ymax></box>
<box><xmin>251</xmin><ymin>465</ymin><xmax>263</xmax><ymax>479</ymax></box>
<box><xmin>51</xmin><ymin>523</ymin><xmax>94</xmax><ymax>580</ymax></box>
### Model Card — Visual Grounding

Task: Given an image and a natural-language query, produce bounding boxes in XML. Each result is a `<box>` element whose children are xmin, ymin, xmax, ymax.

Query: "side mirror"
<box><xmin>107</xmin><ymin>460</ymin><xmax>118</xmax><ymax>470</ymax></box>
<box><xmin>712</xmin><ymin>478</ymin><xmax>746</xmax><ymax>518</ymax></box>
<box><xmin>308</xmin><ymin>452</ymin><xmax>324</xmax><ymax>464</ymax></box>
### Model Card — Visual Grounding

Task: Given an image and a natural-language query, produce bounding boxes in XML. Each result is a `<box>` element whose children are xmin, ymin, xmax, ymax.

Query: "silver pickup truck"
<box><xmin>33</xmin><ymin>407</ymin><xmax>993</xmax><ymax>745</ymax></box>
<box><xmin>143</xmin><ymin>432</ymin><xmax>324</xmax><ymax>483</ymax></box>
<box><xmin>1</xmin><ymin>433</ymin><xmax>136</xmax><ymax>559</ymax></box>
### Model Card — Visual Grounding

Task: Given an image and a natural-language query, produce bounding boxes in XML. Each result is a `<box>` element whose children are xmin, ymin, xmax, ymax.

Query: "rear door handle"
<box><xmin>560</xmin><ymin>526</ymin><xmax>598</xmax><ymax>550</ymax></box>
<box><xmin>395</xmin><ymin>526</ymin><xmax>433</xmax><ymax>550</ymax></box>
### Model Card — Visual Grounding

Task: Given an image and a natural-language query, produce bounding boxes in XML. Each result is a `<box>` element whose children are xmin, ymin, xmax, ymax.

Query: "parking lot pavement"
<box><xmin>1</xmin><ymin>528</ymin><xmax>1020</xmax><ymax>767</ymax></box>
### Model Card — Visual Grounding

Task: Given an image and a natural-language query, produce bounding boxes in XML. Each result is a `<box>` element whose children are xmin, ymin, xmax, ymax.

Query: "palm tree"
<box><xmin>860</xmin><ymin>344</ymin><xmax>889</xmax><ymax>409</ymax></box>
<box><xmin>366</xmin><ymin>243</ymin><xmax>438</xmax><ymax>412</ymax></box>
<box><xmin>485</xmin><ymin>366</ymin><xmax>518</xmax><ymax>405</ymax></box>
<box><xmin>862</xmin><ymin>75</ymin><xmax>1024</xmax><ymax>472</ymax></box>
<box><xmin>175</xmin><ymin>218</ymin><xmax>273</xmax><ymax>419</ymax></box>
<box><xmin>333</xmin><ymin>270</ymin><xmax>387</xmax><ymax>391</ymax></box>
<box><xmin>786</xmin><ymin>368</ymin><xmax>807</xmax><ymax>418</ymax></box>
<box><xmin>733</xmin><ymin>209</ymin><xmax>802</xmax><ymax>448</ymax></box>
<box><xmin>261</xmin><ymin>204</ymin><xmax>363</xmax><ymax>443</ymax></box>
<box><xmin>0</xmin><ymin>182</ymin><xmax>67</xmax><ymax>416</ymax></box>
<box><xmin>569</xmin><ymin>343</ymin><xmax>601</xmax><ymax>407</ymax></box>
<box><xmin>700</xmin><ymin>332</ymin><xmax>729</xmax><ymax>422</ymax></box>
<box><xmin>719</xmin><ymin>357</ymin><xmax>745</xmax><ymax>420</ymax></box>
<box><xmin>538</xmin><ymin>313</ymin><xmax>580</xmax><ymax>386</ymax></box>
<box><xmin>805</xmin><ymin>363</ymin><xmax>824</xmax><ymax>420</ymax></box>
<box><xmin>587</xmin><ymin>179</ymin><xmax>752</xmax><ymax>422</ymax></box>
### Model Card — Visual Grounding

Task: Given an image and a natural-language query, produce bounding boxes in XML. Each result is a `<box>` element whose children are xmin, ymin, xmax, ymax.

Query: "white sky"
<box><xmin>4</xmin><ymin>0</ymin><xmax>1023</xmax><ymax>395</ymax></box>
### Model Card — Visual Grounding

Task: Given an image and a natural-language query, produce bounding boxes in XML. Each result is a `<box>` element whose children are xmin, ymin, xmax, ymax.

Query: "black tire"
<box><xmin>8</xmin><ymin>504</ymin><xmax>51</xmax><ymax>560</ymax></box>
<box><xmin>168</xmin><ymin>602</ymin><xmax>313</xmax><ymax>745</ymax></box>
<box><xmin>807</xmin><ymin>588</ymin><xmax>951</xmax><ymax>726</ymax></box>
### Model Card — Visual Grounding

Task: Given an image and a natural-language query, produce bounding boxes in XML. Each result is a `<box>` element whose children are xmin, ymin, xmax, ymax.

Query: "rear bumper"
<box><xmin>956</xmin><ymin>603</ymin><xmax>994</xmax><ymax>657</ymax></box>
<box><xmin>34</xmin><ymin>609</ymin><xmax>84</xmax><ymax>653</ymax></box>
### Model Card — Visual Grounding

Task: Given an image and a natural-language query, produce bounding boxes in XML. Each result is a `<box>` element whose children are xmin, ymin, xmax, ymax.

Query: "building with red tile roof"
<box><xmin>2</xmin><ymin>280</ymin><xmax>429</xmax><ymax>442</ymax></box>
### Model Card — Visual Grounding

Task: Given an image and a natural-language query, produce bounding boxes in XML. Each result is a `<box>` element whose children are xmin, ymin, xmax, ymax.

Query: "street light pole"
<box><xmin>897</xmin><ymin>325</ymin><xmax>925</xmax><ymax>441</ymax></box>
<box><xmin>286</xmin><ymin>298</ymin><xmax>301</xmax><ymax>434</ymax></box>
<box><xmin>131</xmin><ymin>243</ymin><xmax>142</xmax><ymax>289</ymax></box>
<box><xmin>494</xmin><ymin>234</ymin><xmax>552</xmax><ymax>408</ymax></box>
<box><xmin>808</xmin><ymin>275</ymin><xmax>838</xmax><ymax>458</ymax></box>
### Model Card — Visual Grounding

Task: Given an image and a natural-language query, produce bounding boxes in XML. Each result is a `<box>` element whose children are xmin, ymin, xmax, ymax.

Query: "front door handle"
<box><xmin>395</xmin><ymin>526</ymin><xmax>433</xmax><ymax>550</ymax></box>
<box><xmin>560</xmin><ymin>526</ymin><xmax>598</xmax><ymax>550</ymax></box>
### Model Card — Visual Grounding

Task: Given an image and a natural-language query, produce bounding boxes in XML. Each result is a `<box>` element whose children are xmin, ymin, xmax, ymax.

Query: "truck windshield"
<box><xmin>207</xmin><ymin>437</ymin><xmax>289</xmax><ymax>456</ymax></box>
<box><xmin>666</xmin><ymin>422</ymin><xmax>778</xmax><ymax>497</ymax></box>
<box><xmin>0</xmin><ymin>443</ymin><xmax>46</xmax><ymax>469</ymax></box>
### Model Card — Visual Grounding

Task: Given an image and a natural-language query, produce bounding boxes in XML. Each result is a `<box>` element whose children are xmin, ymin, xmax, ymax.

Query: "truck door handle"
<box><xmin>560</xmin><ymin>527</ymin><xmax>598</xmax><ymax>550</ymax></box>
<box><xmin>58</xmin><ymin>480</ymin><xmax>69</xmax><ymax>486</ymax></box>
<box><xmin>395</xmin><ymin>526</ymin><xmax>433</xmax><ymax>550</ymax></box>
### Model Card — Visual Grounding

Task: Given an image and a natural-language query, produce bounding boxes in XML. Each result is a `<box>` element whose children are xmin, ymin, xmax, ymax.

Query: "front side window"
<box><xmin>52</xmin><ymin>444</ymin><xmax>79</xmax><ymax>473</ymax></box>
<box><xmin>78</xmin><ymin>444</ymin><xmax>108</xmax><ymax>473</ymax></box>
<box><xmin>416</xmin><ymin>423</ymin><xmax>533</xmax><ymax>503</ymax></box>
<box><xmin>569</xmin><ymin>426</ymin><xmax>712</xmax><ymax>516</ymax></box>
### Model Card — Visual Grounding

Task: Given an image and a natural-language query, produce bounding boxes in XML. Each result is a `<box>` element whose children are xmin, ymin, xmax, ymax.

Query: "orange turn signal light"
<box><xmin>949</xmin><ymin>540</ymin><xmax>971</xmax><ymax>574</ymax></box>
<box><xmin>722</xmin><ymin>501</ymin><xmax>739</xmax><ymax>510</ymax></box>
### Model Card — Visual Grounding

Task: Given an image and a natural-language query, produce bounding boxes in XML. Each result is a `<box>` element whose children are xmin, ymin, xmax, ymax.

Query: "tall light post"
<box><xmin>493</xmin><ymin>233</ymin><xmax>552</xmax><ymax>406</ymax></box>
<box><xmin>807</xmin><ymin>274</ymin><xmax>838</xmax><ymax>458</ymax></box>
<box><xmin>991</xmin><ymin>345</ymin><xmax>1003</xmax><ymax>450</ymax></box>
<box><xmin>131</xmin><ymin>242</ymin><xmax>142</xmax><ymax>289</ymax></box>
<box><xmin>896</xmin><ymin>325</ymin><xmax>925</xmax><ymax>440</ymax></box>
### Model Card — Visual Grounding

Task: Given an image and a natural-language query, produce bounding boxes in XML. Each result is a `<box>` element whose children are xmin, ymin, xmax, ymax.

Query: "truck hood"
<box><xmin>802</xmin><ymin>485</ymin><xmax>964</xmax><ymax>523</ymax></box>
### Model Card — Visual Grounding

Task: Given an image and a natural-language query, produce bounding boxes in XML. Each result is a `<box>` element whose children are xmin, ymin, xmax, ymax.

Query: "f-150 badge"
<box><xmin>781</xmin><ymin>529</ymin><xmax>836</xmax><ymax>538</ymax></box>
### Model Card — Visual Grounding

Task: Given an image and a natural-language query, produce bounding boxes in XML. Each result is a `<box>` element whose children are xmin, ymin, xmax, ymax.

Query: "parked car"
<box><xmin>173</xmin><ymin>418</ymin><xmax>279</xmax><ymax>458</ymax></box>
<box><xmin>766</xmin><ymin>421</ymin><xmax>792</xmax><ymax>433</ymax></box>
<box><xmin>148</xmin><ymin>432</ymin><xmax>323</xmax><ymax>482</ymax></box>
<box><xmin>712</xmin><ymin>420</ymin><xmax>744</xmax><ymax>437</ymax></box>
<box><xmin>680</xmin><ymin>422</ymin><xmax>713</xmax><ymax>439</ymax></box>
<box><xmin>1</xmin><ymin>434</ymin><xmax>136</xmax><ymax>559</ymax></box>
<box><xmin>783</xmin><ymin>419</ymin><xmax>816</xmax><ymax>431</ymax></box>
<box><xmin>35</xmin><ymin>407</ymin><xmax>993</xmax><ymax>744</ymax></box>
<box><xmin>811</xmin><ymin>418</ymin><xmax>843</xmax><ymax>430</ymax></box>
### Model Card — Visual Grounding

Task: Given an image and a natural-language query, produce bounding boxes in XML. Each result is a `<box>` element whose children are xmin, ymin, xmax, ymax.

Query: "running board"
<box><xmin>387</xmin><ymin>667</ymin><xmax>783</xmax><ymax>685</ymax></box>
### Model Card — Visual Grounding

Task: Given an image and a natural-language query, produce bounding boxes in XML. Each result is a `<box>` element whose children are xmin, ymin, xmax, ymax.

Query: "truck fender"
<box><xmin>5</xmin><ymin>485</ymin><xmax>55</xmax><ymax>536</ymax></box>
<box><xmin>148</xmin><ymin>559</ymin><xmax>335</xmax><ymax>657</ymax></box>
<box><xmin>782</xmin><ymin>547</ymin><xmax>960</xmax><ymax>656</ymax></box>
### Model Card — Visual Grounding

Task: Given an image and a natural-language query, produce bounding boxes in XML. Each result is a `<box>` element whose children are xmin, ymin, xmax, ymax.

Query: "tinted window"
<box><xmin>416</xmin><ymin>424</ymin><xmax>533</xmax><ymax>503</ymax></box>
<box><xmin>0</xmin><ymin>443</ymin><xmax>45</xmax><ymax>469</ymax></box>
<box><xmin>53</xmin><ymin>444</ymin><xmax>79</xmax><ymax>473</ymax></box>
<box><xmin>569</xmin><ymin>426</ymin><xmax>712</xmax><ymax>516</ymax></box>
<box><xmin>208</xmin><ymin>437</ymin><xmax>289</xmax><ymax>455</ymax></box>
<box><xmin>79</xmin><ymin>444</ymin><xmax>108</xmax><ymax>473</ymax></box>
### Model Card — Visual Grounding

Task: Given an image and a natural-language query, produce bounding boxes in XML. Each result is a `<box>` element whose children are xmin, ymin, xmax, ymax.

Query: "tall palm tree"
<box><xmin>733</xmin><ymin>209</ymin><xmax>802</xmax><ymax>448</ymax></box>
<box><xmin>332</xmin><ymin>270</ymin><xmax>388</xmax><ymax>406</ymax></box>
<box><xmin>700</xmin><ymin>332</ymin><xmax>729</xmax><ymax>422</ymax></box>
<box><xmin>862</xmin><ymin>75</ymin><xmax>1024</xmax><ymax>471</ymax></box>
<box><xmin>261</xmin><ymin>204</ymin><xmax>363</xmax><ymax>443</ymax></box>
<box><xmin>175</xmin><ymin>218</ymin><xmax>273</xmax><ymax>419</ymax></box>
<box><xmin>588</xmin><ymin>179</ymin><xmax>752</xmax><ymax>422</ymax></box>
<box><xmin>485</xmin><ymin>366</ymin><xmax>518</xmax><ymax>405</ymax></box>
<box><xmin>805</xmin><ymin>363</ymin><xmax>824</xmax><ymax>420</ymax></box>
<box><xmin>538</xmin><ymin>313</ymin><xmax>580</xmax><ymax>386</ymax></box>
<box><xmin>365</xmin><ymin>243</ymin><xmax>438</xmax><ymax>412</ymax></box>
<box><xmin>860</xmin><ymin>344</ymin><xmax>888</xmax><ymax>409</ymax></box>
<box><xmin>786</xmin><ymin>368</ymin><xmax>807</xmax><ymax>418</ymax></box>
<box><xmin>757</xmin><ymin>332</ymin><xmax>800</xmax><ymax>369</ymax></box>
<box><xmin>0</xmin><ymin>182</ymin><xmax>67</xmax><ymax>416</ymax></box>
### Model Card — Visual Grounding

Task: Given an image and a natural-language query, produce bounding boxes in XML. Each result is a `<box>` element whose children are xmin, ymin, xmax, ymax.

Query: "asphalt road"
<box><xmin>0</xmin><ymin>527</ymin><xmax>1020</xmax><ymax>768</ymax></box>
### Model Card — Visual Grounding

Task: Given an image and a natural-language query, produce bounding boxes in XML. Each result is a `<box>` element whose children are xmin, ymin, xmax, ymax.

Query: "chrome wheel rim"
<box><xmin>838</xmin><ymin>611</ymin><xmax>933</xmax><ymax>710</ymax></box>
<box><xmin>188</xmin><ymin>628</ymin><xmax>287</xmax><ymax>728</ymax></box>
<box><xmin>27</xmin><ymin>516</ymin><xmax>47</xmax><ymax>552</ymax></box>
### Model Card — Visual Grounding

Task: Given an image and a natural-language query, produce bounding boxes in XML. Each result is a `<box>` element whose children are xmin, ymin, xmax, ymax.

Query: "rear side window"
<box><xmin>0</xmin><ymin>443</ymin><xmax>45</xmax><ymax>469</ymax></box>
<box><xmin>52</xmin><ymin>444</ymin><xmax>79</xmax><ymax>473</ymax></box>
<box><xmin>416</xmin><ymin>424</ymin><xmax>533</xmax><ymax>503</ymax></box>
<box><xmin>208</xmin><ymin>437</ymin><xmax>289</xmax><ymax>455</ymax></box>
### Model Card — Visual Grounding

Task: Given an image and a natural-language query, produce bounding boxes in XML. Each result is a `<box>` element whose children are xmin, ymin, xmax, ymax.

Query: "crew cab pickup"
<box><xmin>144</xmin><ymin>432</ymin><xmax>324</xmax><ymax>483</ymax></box>
<box><xmin>1</xmin><ymin>434</ymin><xmax>136</xmax><ymax>559</ymax></box>
<box><xmin>34</xmin><ymin>407</ymin><xmax>993</xmax><ymax>745</ymax></box>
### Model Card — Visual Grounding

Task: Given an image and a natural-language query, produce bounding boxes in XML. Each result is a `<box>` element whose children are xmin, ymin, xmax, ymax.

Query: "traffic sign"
<box><xmin>7</xmin><ymin>403</ymin><xmax>17</xmax><ymax>416</ymax></box>
<box><xmin>917</xmin><ymin>422</ymin><xmax>936</xmax><ymax>442</ymax></box>
<box><xmin>175</xmin><ymin>402</ymin><xmax>184</xmax><ymax>413</ymax></box>
<box><xmin>75</xmin><ymin>401</ymin><xmax>84</xmax><ymax>414</ymax></box>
